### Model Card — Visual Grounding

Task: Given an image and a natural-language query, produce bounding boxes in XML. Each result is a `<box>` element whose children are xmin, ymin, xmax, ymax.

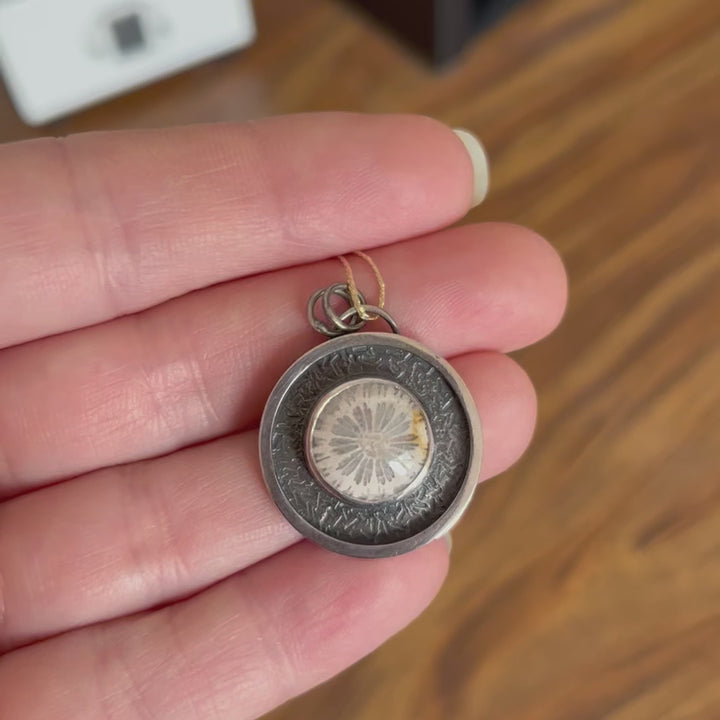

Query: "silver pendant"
<box><xmin>259</xmin><ymin>266</ymin><xmax>482</xmax><ymax>558</ymax></box>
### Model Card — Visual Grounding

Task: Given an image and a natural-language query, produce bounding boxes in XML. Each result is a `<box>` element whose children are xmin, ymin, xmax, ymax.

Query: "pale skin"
<box><xmin>0</xmin><ymin>113</ymin><xmax>567</xmax><ymax>719</ymax></box>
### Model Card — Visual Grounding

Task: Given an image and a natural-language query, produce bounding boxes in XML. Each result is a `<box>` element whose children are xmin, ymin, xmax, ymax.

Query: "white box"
<box><xmin>0</xmin><ymin>0</ymin><xmax>256</xmax><ymax>125</ymax></box>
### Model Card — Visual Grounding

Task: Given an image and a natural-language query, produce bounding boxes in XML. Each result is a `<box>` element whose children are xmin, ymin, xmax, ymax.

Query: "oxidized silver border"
<box><xmin>304</xmin><ymin>377</ymin><xmax>435</xmax><ymax>505</ymax></box>
<box><xmin>259</xmin><ymin>333</ymin><xmax>482</xmax><ymax>558</ymax></box>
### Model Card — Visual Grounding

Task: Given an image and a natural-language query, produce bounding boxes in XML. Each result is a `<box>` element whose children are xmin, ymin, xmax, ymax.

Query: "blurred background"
<box><xmin>1</xmin><ymin>0</ymin><xmax>719</xmax><ymax>718</ymax></box>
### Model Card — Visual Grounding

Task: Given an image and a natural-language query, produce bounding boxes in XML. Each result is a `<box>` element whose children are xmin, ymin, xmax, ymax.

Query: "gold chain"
<box><xmin>338</xmin><ymin>251</ymin><xmax>385</xmax><ymax>321</ymax></box>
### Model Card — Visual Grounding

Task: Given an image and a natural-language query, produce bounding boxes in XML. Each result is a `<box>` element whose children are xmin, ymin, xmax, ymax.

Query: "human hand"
<box><xmin>0</xmin><ymin>114</ymin><xmax>566</xmax><ymax>719</ymax></box>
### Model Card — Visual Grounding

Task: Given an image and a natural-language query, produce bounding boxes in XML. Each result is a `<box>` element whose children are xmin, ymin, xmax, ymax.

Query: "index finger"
<box><xmin>0</xmin><ymin>113</ymin><xmax>486</xmax><ymax>348</ymax></box>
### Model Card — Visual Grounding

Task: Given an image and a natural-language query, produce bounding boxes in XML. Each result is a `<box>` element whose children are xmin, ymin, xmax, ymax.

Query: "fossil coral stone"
<box><xmin>306</xmin><ymin>378</ymin><xmax>433</xmax><ymax>503</ymax></box>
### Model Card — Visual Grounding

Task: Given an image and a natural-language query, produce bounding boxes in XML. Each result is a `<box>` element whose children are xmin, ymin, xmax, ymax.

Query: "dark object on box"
<box><xmin>345</xmin><ymin>0</ymin><xmax>527</xmax><ymax>66</ymax></box>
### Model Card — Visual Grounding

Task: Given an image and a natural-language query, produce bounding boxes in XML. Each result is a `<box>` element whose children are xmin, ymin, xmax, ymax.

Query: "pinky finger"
<box><xmin>0</xmin><ymin>541</ymin><xmax>449</xmax><ymax>720</ymax></box>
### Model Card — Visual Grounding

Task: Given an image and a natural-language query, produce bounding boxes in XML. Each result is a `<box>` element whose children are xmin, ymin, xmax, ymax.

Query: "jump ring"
<box><xmin>307</xmin><ymin>286</ymin><xmax>398</xmax><ymax>337</ymax></box>
<box><xmin>322</xmin><ymin>283</ymin><xmax>367</xmax><ymax>333</ymax></box>
<box><xmin>338</xmin><ymin>305</ymin><xmax>399</xmax><ymax>334</ymax></box>
<box><xmin>307</xmin><ymin>288</ymin><xmax>341</xmax><ymax>336</ymax></box>
<box><xmin>307</xmin><ymin>285</ymin><xmax>367</xmax><ymax>337</ymax></box>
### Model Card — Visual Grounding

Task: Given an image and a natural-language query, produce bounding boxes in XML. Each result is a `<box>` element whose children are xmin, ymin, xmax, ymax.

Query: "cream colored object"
<box><xmin>306</xmin><ymin>378</ymin><xmax>433</xmax><ymax>504</ymax></box>
<box><xmin>453</xmin><ymin>128</ymin><xmax>490</xmax><ymax>207</ymax></box>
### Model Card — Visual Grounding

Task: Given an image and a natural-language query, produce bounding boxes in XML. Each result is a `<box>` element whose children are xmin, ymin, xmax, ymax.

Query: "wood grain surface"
<box><xmin>2</xmin><ymin>0</ymin><xmax>719</xmax><ymax>718</ymax></box>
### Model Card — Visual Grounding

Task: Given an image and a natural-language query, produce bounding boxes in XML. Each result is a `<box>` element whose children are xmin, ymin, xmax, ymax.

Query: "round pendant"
<box><xmin>259</xmin><ymin>332</ymin><xmax>482</xmax><ymax>557</ymax></box>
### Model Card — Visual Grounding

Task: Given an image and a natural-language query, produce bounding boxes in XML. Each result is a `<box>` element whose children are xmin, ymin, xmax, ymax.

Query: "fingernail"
<box><xmin>452</xmin><ymin>128</ymin><xmax>490</xmax><ymax>207</ymax></box>
<box><xmin>442</xmin><ymin>532</ymin><xmax>453</xmax><ymax>554</ymax></box>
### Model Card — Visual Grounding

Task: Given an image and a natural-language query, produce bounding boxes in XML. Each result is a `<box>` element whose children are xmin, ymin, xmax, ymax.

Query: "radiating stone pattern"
<box><xmin>307</xmin><ymin>379</ymin><xmax>431</xmax><ymax>503</ymax></box>
<box><xmin>270</xmin><ymin>343</ymin><xmax>470</xmax><ymax>545</ymax></box>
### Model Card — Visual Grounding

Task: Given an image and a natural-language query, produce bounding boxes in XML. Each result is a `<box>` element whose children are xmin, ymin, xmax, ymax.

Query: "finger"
<box><xmin>0</xmin><ymin>114</ymin><xmax>484</xmax><ymax>349</ymax></box>
<box><xmin>0</xmin><ymin>223</ymin><xmax>564</xmax><ymax>495</ymax></box>
<box><xmin>0</xmin><ymin>352</ymin><xmax>533</xmax><ymax>651</ymax></box>
<box><xmin>0</xmin><ymin>540</ymin><xmax>449</xmax><ymax>720</ymax></box>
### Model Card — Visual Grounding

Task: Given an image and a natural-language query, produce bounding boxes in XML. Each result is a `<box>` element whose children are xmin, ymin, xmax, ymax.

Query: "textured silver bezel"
<box><xmin>259</xmin><ymin>333</ymin><xmax>482</xmax><ymax>558</ymax></box>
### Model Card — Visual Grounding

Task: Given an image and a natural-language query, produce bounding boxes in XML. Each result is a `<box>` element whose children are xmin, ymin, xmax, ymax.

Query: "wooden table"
<box><xmin>2</xmin><ymin>0</ymin><xmax>718</xmax><ymax>718</ymax></box>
